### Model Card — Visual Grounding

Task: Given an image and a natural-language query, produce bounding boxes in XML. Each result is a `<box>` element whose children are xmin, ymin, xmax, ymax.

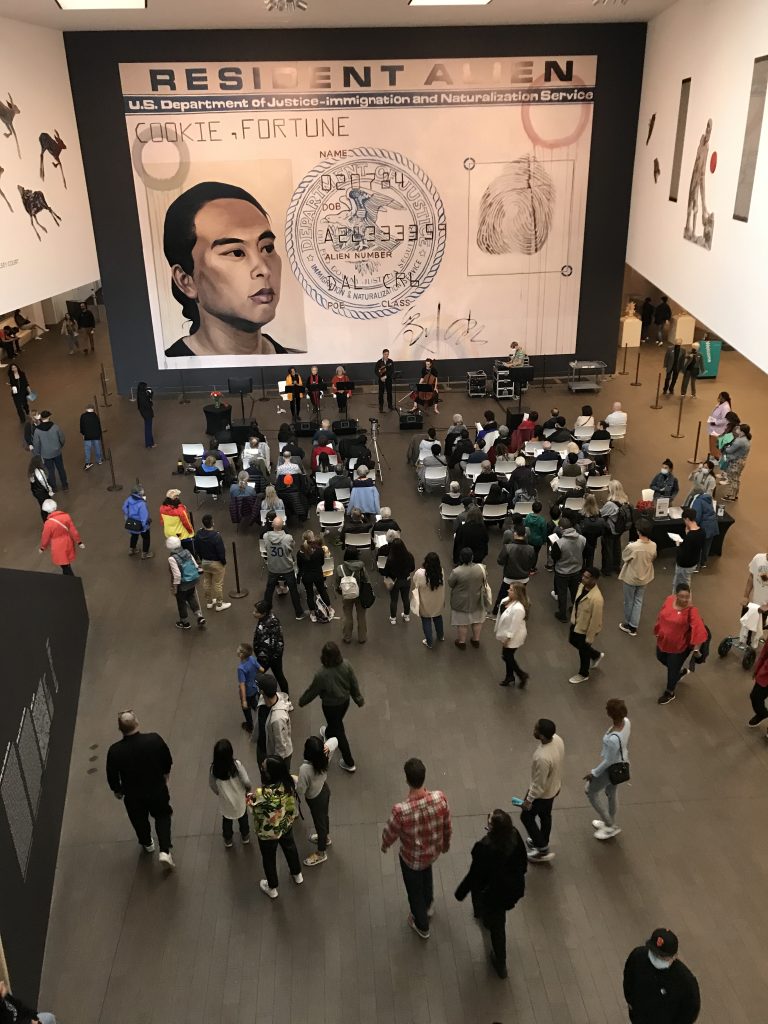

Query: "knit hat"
<box><xmin>166</xmin><ymin>536</ymin><xmax>181</xmax><ymax>550</ymax></box>
<box><xmin>646</xmin><ymin>929</ymin><xmax>678</xmax><ymax>957</ymax></box>
<box><xmin>42</xmin><ymin>499</ymin><xmax>57</xmax><ymax>513</ymax></box>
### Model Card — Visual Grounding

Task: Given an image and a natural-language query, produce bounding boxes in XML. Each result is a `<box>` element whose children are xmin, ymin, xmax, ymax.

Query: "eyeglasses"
<box><xmin>118</xmin><ymin>709</ymin><xmax>134</xmax><ymax>716</ymax></box>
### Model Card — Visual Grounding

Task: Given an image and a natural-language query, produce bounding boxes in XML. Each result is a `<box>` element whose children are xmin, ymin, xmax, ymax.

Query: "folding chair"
<box><xmin>319</xmin><ymin>509</ymin><xmax>345</xmax><ymax>532</ymax></box>
<box><xmin>193</xmin><ymin>475</ymin><xmax>220</xmax><ymax>507</ymax></box>
<box><xmin>315</xmin><ymin>471</ymin><xmax>333</xmax><ymax>489</ymax></box>
<box><xmin>641</xmin><ymin>488</ymin><xmax>655</xmax><ymax>502</ymax></box>
<box><xmin>586</xmin><ymin>474</ymin><xmax>612</xmax><ymax>492</ymax></box>
<box><xmin>551</xmin><ymin>441</ymin><xmax>571</xmax><ymax>455</ymax></box>
<box><xmin>573</xmin><ymin>425</ymin><xmax>594</xmax><ymax>442</ymax></box>
<box><xmin>494</xmin><ymin>459</ymin><xmax>516</xmax><ymax>478</ymax></box>
<box><xmin>336</xmin><ymin>486</ymin><xmax>351</xmax><ymax>506</ymax></box>
<box><xmin>608</xmin><ymin>425</ymin><xmax>627</xmax><ymax>453</ymax></box>
<box><xmin>463</xmin><ymin>462</ymin><xmax>483</xmax><ymax>482</ymax></box>
<box><xmin>344</xmin><ymin>529</ymin><xmax>373</xmax><ymax>553</ymax></box>
<box><xmin>473</xmin><ymin>480</ymin><xmax>492</xmax><ymax>498</ymax></box>
<box><xmin>513</xmin><ymin>500</ymin><xmax>534</xmax><ymax>516</ymax></box>
<box><xmin>564</xmin><ymin>496</ymin><xmax>585</xmax><ymax>512</ymax></box>
<box><xmin>182</xmin><ymin>443</ymin><xmax>205</xmax><ymax>471</ymax></box>
<box><xmin>586</xmin><ymin>439</ymin><xmax>612</xmax><ymax>459</ymax></box>
<box><xmin>553</xmin><ymin>476</ymin><xmax>583</xmax><ymax>495</ymax></box>
<box><xmin>439</xmin><ymin>503</ymin><xmax>463</xmax><ymax>522</ymax></box>
<box><xmin>218</xmin><ymin>442</ymin><xmax>238</xmax><ymax>458</ymax></box>
<box><xmin>424</xmin><ymin>465</ymin><xmax>448</xmax><ymax>492</ymax></box>
<box><xmin>534</xmin><ymin>459</ymin><xmax>557</xmax><ymax>478</ymax></box>
<box><xmin>482</xmin><ymin>503</ymin><xmax>509</xmax><ymax>528</ymax></box>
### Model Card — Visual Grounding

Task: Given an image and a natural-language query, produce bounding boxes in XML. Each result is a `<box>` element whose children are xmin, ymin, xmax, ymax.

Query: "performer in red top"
<box><xmin>307</xmin><ymin>365</ymin><xmax>323</xmax><ymax>415</ymax></box>
<box><xmin>331</xmin><ymin>365</ymin><xmax>352</xmax><ymax>415</ymax></box>
<box><xmin>653</xmin><ymin>583</ymin><xmax>708</xmax><ymax>705</ymax></box>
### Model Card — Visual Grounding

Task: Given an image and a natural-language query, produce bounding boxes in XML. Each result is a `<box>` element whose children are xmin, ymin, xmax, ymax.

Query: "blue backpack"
<box><xmin>174</xmin><ymin>550</ymin><xmax>200</xmax><ymax>584</ymax></box>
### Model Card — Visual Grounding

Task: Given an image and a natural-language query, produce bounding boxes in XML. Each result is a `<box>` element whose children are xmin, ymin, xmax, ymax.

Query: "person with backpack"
<box><xmin>653</xmin><ymin>583</ymin><xmax>708</xmax><ymax>705</ymax></box>
<box><xmin>209</xmin><ymin>738</ymin><xmax>252</xmax><ymax>849</ymax></box>
<box><xmin>455</xmin><ymin>809</ymin><xmax>527</xmax><ymax>979</ymax></box>
<box><xmin>28</xmin><ymin>454</ymin><xmax>53</xmax><ymax>521</ymax></box>
<box><xmin>582</xmin><ymin>698</ymin><xmax>630</xmax><ymax>841</ymax></box>
<box><xmin>251</xmin><ymin>755</ymin><xmax>303</xmax><ymax>898</ymax></box>
<box><xmin>297</xmin><ymin>734</ymin><xmax>339</xmax><ymax>866</ymax></box>
<box><xmin>165</xmin><ymin>535</ymin><xmax>205</xmax><ymax>629</ymax></box>
<box><xmin>33</xmin><ymin>410</ymin><xmax>68</xmax><ymax>491</ymax></box>
<box><xmin>524</xmin><ymin>501</ymin><xmax>547</xmax><ymax>570</ymax></box>
<box><xmin>122</xmin><ymin>484</ymin><xmax>153</xmax><ymax>559</ymax></box>
<box><xmin>600</xmin><ymin>480</ymin><xmax>632</xmax><ymax>576</ymax></box>
<box><xmin>79</xmin><ymin>402</ymin><xmax>103</xmax><ymax>469</ymax></box>
<box><xmin>39</xmin><ymin>501</ymin><xmax>84</xmax><ymax>575</ymax></box>
<box><xmin>298</xmin><ymin>641</ymin><xmax>365</xmax><ymax>774</ymax></box>
<box><xmin>336</xmin><ymin>547</ymin><xmax>371</xmax><ymax>644</ymax></box>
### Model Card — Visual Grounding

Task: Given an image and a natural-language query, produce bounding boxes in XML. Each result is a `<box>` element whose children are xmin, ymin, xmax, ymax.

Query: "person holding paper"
<box><xmin>671</xmin><ymin>509</ymin><xmax>704</xmax><ymax>592</ymax></box>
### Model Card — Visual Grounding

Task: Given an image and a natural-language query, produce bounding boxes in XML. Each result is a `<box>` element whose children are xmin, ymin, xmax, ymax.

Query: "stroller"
<box><xmin>717</xmin><ymin>604</ymin><xmax>767</xmax><ymax>670</ymax></box>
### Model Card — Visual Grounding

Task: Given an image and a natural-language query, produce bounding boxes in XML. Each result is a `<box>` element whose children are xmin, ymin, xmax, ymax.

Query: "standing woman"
<box><xmin>600</xmin><ymin>480</ymin><xmax>631</xmax><ymax>576</ymax></box>
<box><xmin>136</xmin><ymin>381</ymin><xmax>155</xmax><ymax>449</ymax></box>
<box><xmin>298</xmin><ymin>641</ymin><xmax>365</xmax><ymax>773</ymax></box>
<box><xmin>578</xmin><ymin>493</ymin><xmax>606</xmax><ymax>569</ymax></box>
<box><xmin>412</xmin><ymin>551</ymin><xmax>445</xmax><ymax>649</ymax></box>
<box><xmin>454</xmin><ymin>809</ymin><xmax>527</xmax><ymax>980</ymax></box>
<box><xmin>122</xmin><ymin>484</ymin><xmax>153</xmax><ymax>559</ymax></box>
<box><xmin>715</xmin><ymin>411</ymin><xmax>740</xmax><ymax>463</ymax></box>
<box><xmin>29</xmin><ymin>454</ymin><xmax>53</xmax><ymax>520</ymax></box>
<box><xmin>383</xmin><ymin>536</ymin><xmax>416</xmax><ymax>625</ymax></box>
<box><xmin>583</xmin><ymin>698</ymin><xmax>630</xmax><ymax>841</ymax></box>
<box><xmin>297</xmin><ymin>734</ymin><xmax>339</xmax><ymax>867</ymax></box>
<box><xmin>307</xmin><ymin>365</ymin><xmax>322</xmax><ymax>416</ymax></box>
<box><xmin>707</xmin><ymin>391</ymin><xmax>732</xmax><ymax>458</ymax></box>
<box><xmin>61</xmin><ymin>312</ymin><xmax>80</xmax><ymax>354</ymax></box>
<box><xmin>721</xmin><ymin>422</ymin><xmax>752</xmax><ymax>501</ymax></box>
<box><xmin>209</xmin><ymin>738</ymin><xmax>252</xmax><ymax>849</ymax></box>
<box><xmin>7</xmin><ymin>362</ymin><xmax>31</xmax><ymax>423</ymax></box>
<box><xmin>448</xmin><ymin>547</ymin><xmax>491</xmax><ymax>650</ymax></box>
<box><xmin>250</xmin><ymin>756</ymin><xmax>302</xmax><ymax>898</ymax></box>
<box><xmin>285</xmin><ymin>367</ymin><xmax>304</xmax><ymax>420</ymax></box>
<box><xmin>653</xmin><ymin>584</ymin><xmax>708</xmax><ymax>705</ymax></box>
<box><xmin>39</xmin><ymin>500</ymin><xmax>84</xmax><ymax>575</ymax></box>
<box><xmin>495</xmin><ymin>583</ymin><xmax>530</xmax><ymax>687</ymax></box>
<box><xmin>680</xmin><ymin>341</ymin><xmax>704</xmax><ymax>397</ymax></box>
<box><xmin>331</xmin><ymin>365</ymin><xmax>352</xmax><ymax>416</ymax></box>
<box><xmin>683</xmin><ymin>459</ymin><xmax>716</xmax><ymax>506</ymax></box>
<box><xmin>296</xmin><ymin>530</ymin><xmax>333</xmax><ymax>617</ymax></box>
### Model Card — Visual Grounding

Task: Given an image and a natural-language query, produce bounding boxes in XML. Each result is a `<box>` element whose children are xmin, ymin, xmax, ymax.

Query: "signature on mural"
<box><xmin>392</xmin><ymin>303</ymin><xmax>489</xmax><ymax>354</ymax></box>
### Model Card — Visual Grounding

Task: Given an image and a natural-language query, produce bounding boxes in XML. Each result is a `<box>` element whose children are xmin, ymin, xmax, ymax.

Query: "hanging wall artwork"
<box><xmin>683</xmin><ymin>117</ymin><xmax>714</xmax><ymax>250</ymax></box>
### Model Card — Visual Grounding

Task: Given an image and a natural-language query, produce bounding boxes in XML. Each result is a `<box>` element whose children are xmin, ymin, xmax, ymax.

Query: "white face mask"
<box><xmin>648</xmin><ymin>950</ymin><xmax>673</xmax><ymax>970</ymax></box>
<box><xmin>700</xmin><ymin>466</ymin><xmax>709</xmax><ymax>474</ymax></box>
<box><xmin>660</xmin><ymin>467</ymin><xmax>669</xmax><ymax>475</ymax></box>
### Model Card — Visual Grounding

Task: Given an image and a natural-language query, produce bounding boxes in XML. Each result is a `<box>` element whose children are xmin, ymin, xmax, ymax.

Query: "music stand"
<box><xmin>506</xmin><ymin>366</ymin><xmax>535</xmax><ymax>411</ymax></box>
<box><xmin>306</xmin><ymin>380</ymin><xmax>325</xmax><ymax>425</ymax></box>
<box><xmin>228</xmin><ymin>377</ymin><xmax>254</xmax><ymax>422</ymax></box>
<box><xmin>334</xmin><ymin>380</ymin><xmax>355</xmax><ymax>417</ymax></box>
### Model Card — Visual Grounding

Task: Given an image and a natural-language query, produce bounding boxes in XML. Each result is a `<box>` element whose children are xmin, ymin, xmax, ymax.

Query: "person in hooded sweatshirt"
<box><xmin>122</xmin><ymin>484</ymin><xmax>153</xmax><ymax>558</ymax></box>
<box><xmin>79</xmin><ymin>402</ymin><xmax>103</xmax><ymax>469</ymax></box>
<box><xmin>253</xmin><ymin>677</ymin><xmax>293</xmax><ymax>771</ymax></box>
<box><xmin>493</xmin><ymin>521</ymin><xmax>535</xmax><ymax>612</ymax></box>
<box><xmin>263</xmin><ymin>515</ymin><xmax>304</xmax><ymax>619</ymax></box>
<box><xmin>552</xmin><ymin>516</ymin><xmax>586</xmax><ymax>622</ymax></box>
<box><xmin>33</xmin><ymin>410</ymin><xmax>68</xmax><ymax>490</ymax></box>
<box><xmin>688</xmin><ymin>490</ymin><xmax>718</xmax><ymax>570</ymax></box>
<box><xmin>39</xmin><ymin>500</ymin><xmax>84</xmax><ymax>575</ymax></box>
<box><xmin>623</xmin><ymin>928</ymin><xmax>700</xmax><ymax>1024</ymax></box>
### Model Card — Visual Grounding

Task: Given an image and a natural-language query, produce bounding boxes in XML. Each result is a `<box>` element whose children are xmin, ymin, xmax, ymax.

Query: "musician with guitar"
<box><xmin>375</xmin><ymin>349</ymin><xmax>395</xmax><ymax>413</ymax></box>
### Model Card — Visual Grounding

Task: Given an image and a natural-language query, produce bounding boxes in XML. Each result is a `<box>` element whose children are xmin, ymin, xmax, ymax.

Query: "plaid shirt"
<box><xmin>381</xmin><ymin>790</ymin><xmax>452</xmax><ymax>870</ymax></box>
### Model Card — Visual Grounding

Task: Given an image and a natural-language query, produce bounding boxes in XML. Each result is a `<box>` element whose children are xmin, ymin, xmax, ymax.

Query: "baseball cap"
<box><xmin>646</xmin><ymin>929</ymin><xmax>678</xmax><ymax>957</ymax></box>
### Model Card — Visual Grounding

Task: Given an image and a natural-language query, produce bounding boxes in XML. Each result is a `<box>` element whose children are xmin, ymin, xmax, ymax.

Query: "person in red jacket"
<box><xmin>39</xmin><ymin>499</ymin><xmax>84</xmax><ymax>575</ymax></box>
<box><xmin>747</xmin><ymin>641</ymin><xmax>768</xmax><ymax>731</ymax></box>
<box><xmin>653</xmin><ymin>583</ymin><xmax>707</xmax><ymax>705</ymax></box>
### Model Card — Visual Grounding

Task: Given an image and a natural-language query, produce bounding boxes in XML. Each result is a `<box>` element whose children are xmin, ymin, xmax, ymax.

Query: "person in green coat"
<box><xmin>298</xmin><ymin>641</ymin><xmax>364</xmax><ymax>773</ymax></box>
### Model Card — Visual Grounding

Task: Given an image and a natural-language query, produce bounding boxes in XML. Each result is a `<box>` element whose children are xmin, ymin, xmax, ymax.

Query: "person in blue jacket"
<box><xmin>688</xmin><ymin>490</ymin><xmax>718</xmax><ymax>569</ymax></box>
<box><xmin>122</xmin><ymin>485</ymin><xmax>153</xmax><ymax>559</ymax></box>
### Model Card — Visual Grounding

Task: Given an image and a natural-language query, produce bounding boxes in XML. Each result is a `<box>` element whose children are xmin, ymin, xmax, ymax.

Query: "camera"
<box><xmin>368</xmin><ymin>417</ymin><xmax>379</xmax><ymax>426</ymax></box>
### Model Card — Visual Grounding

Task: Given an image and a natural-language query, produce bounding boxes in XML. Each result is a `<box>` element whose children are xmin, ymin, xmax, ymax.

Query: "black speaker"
<box><xmin>294</xmin><ymin>420</ymin><xmax>316</xmax><ymax>437</ymax></box>
<box><xmin>399</xmin><ymin>412</ymin><xmax>423</xmax><ymax>431</ymax></box>
<box><xmin>332</xmin><ymin>418</ymin><xmax>358</xmax><ymax>436</ymax></box>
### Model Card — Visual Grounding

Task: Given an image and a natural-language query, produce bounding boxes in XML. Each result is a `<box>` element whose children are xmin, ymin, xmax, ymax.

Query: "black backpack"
<box><xmin>614</xmin><ymin>502</ymin><xmax>633</xmax><ymax>535</ymax></box>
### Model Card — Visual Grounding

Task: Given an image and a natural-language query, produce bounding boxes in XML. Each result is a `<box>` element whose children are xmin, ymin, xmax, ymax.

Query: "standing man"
<box><xmin>520</xmin><ymin>719</ymin><xmax>564</xmax><ymax>863</ymax></box>
<box><xmin>194</xmin><ymin>513</ymin><xmax>231</xmax><ymax>612</ymax></box>
<box><xmin>33</xmin><ymin>410</ymin><xmax>68</xmax><ymax>491</ymax></box>
<box><xmin>552</xmin><ymin>516</ymin><xmax>586</xmax><ymax>623</ymax></box>
<box><xmin>253</xmin><ymin>677</ymin><xmax>293</xmax><ymax>770</ymax></box>
<box><xmin>671</xmin><ymin>508</ymin><xmax>704</xmax><ymax>592</ymax></box>
<box><xmin>77</xmin><ymin>301</ymin><xmax>96</xmax><ymax>354</ymax></box>
<box><xmin>640</xmin><ymin>297</ymin><xmax>654</xmax><ymax>341</ymax></box>
<box><xmin>79</xmin><ymin>402</ymin><xmax>103</xmax><ymax>470</ymax></box>
<box><xmin>106</xmin><ymin>711</ymin><xmax>175</xmax><ymax>869</ymax></box>
<box><xmin>252</xmin><ymin>599</ymin><xmax>290</xmax><ymax>692</ymax></box>
<box><xmin>263</xmin><ymin>515</ymin><xmax>304</xmax><ymax>619</ymax></box>
<box><xmin>569</xmin><ymin>567</ymin><xmax>605</xmax><ymax>684</ymax></box>
<box><xmin>381</xmin><ymin>758</ymin><xmax>452</xmax><ymax>939</ymax></box>
<box><xmin>680</xmin><ymin>342</ymin><xmax>704</xmax><ymax>397</ymax></box>
<box><xmin>619</xmin><ymin>520</ymin><xmax>657</xmax><ymax>636</ymax></box>
<box><xmin>653</xmin><ymin>295</ymin><xmax>671</xmax><ymax>345</ymax></box>
<box><xmin>662</xmin><ymin>340</ymin><xmax>683</xmax><ymax>394</ymax></box>
<box><xmin>623</xmin><ymin>929</ymin><xmax>701</xmax><ymax>1024</ymax></box>
<box><xmin>375</xmin><ymin>348</ymin><xmax>395</xmax><ymax>413</ymax></box>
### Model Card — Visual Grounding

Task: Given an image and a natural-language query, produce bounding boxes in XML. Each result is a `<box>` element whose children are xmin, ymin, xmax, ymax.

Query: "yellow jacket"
<box><xmin>570</xmin><ymin>583</ymin><xmax>603</xmax><ymax>643</ymax></box>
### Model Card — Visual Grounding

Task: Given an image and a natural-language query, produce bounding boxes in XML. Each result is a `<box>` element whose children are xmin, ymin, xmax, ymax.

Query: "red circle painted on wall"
<box><xmin>710</xmin><ymin>151</ymin><xmax>718</xmax><ymax>173</ymax></box>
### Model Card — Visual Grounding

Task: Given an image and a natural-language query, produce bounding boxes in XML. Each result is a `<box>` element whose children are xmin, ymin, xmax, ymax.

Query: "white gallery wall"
<box><xmin>626</xmin><ymin>0</ymin><xmax>768</xmax><ymax>371</ymax></box>
<box><xmin>0</xmin><ymin>16</ymin><xmax>99</xmax><ymax>314</ymax></box>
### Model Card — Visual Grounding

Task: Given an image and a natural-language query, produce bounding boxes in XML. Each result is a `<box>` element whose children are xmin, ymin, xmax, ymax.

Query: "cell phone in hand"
<box><xmin>511</xmin><ymin>796</ymin><xmax>524</xmax><ymax>807</ymax></box>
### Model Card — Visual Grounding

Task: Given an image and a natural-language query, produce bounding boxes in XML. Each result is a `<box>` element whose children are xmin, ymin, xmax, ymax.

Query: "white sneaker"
<box><xmin>215</xmin><ymin>602</ymin><xmax>232</xmax><ymax>611</ymax></box>
<box><xmin>158</xmin><ymin>852</ymin><xmax>175</xmax><ymax>869</ymax></box>
<box><xmin>390</xmin><ymin>617</ymin><xmax>397</xmax><ymax>625</ymax></box>
<box><xmin>309</xmin><ymin>834</ymin><xmax>333</xmax><ymax>846</ymax></box>
<box><xmin>142</xmin><ymin>841</ymin><xmax>155</xmax><ymax>853</ymax></box>
<box><xmin>339</xmin><ymin>760</ymin><xmax>357</xmax><ymax>773</ymax></box>
<box><xmin>259</xmin><ymin>879</ymin><xmax>278</xmax><ymax>899</ymax></box>
<box><xmin>550</xmin><ymin>590</ymin><xmax>557</xmax><ymax>600</ymax></box>
<box><xmin>206</xmin><ymin>602</ymin><xmax>215</xmax><ymax>609</ymax></box>
<box><xmin>569</xmin><ymin>674</ymin><xmax>589</xmax><ymax>685</ymax></box>
<box><xmin>402</xmin><ymin>613</ymin><xmax>410</xmax><ymax>623</ymax></box>
<box><xmin>591</xmin><ymin>820</ymin><xmax>605</xmax><ymax>830</ymax></box>
<box><xmin>591</xmin><ymin>652</ymin><xmax>606</xmax><ymax>669</ymax></box>
<box><xmin>595</xmin><ymin>826</ymin><xmax>621</xmax><ymax>840</ymax></box>
<box><xmin>292</xmin><ymin>872</ymin><xmax>304</xmax><ymax>885</ymax></box>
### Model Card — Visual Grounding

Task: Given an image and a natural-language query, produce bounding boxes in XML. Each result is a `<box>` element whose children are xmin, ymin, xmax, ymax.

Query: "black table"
<box><xmin>650</xmin><ymin>510</ymin><xmax>734</xmax><ymax>557</ymax></box>
<box><xmin>203</xmin><ymin>403</ymin><xmax>232</xmax><ymax>437</ymax></box>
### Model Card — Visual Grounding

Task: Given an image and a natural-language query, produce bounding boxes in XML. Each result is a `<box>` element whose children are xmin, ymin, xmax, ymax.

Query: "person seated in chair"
<box><xmin>199</xmin><ymin>454</ymin><xmax>224</xmax><ymax>485</ymax></box>
<box><xmin>317</xmin><ymin>485</ymin><xmax>344</xmax><ymax>516</ymax></box>
<box><xmin>466</xmin><ymin>437</ymin><xmax>487</xmax><ymax>465</ymax></box>
<box><xmin>547</xmin><ymin>416</ymin><xmax>572</xmax><ymax>444</ymax></box>
<box><xmin>417</xmin><ymin>443</ymin><xmax>448</xmax><ymax>492</ymax></box>
<box><xmin>484</xmin><ymin>481</ymin><xmax>511</xmax><ymax>510</ymax></box>
<box><xmin>537</xmin><ymin>440</ymin><xmax>562</xmax><ymax>470</ymax></box>
<box><xmin>341</xmin><ymin>506</ymin><xmax>372</xmax><ymax>547</ymax></box>
<box><xmin>242</xmin><ymin>435</ymin><xmax>271</xmax><ymax>477</ymax></box>
<box><xmin>418</xmin><ymin>427</ymin><xmax>440</xmax><ymax>463</ymax></box>
<box><xmin>311</xmin><ymin>438</ymin><xmax>337</xmax><ymax>473</ymax></box>
<box><xmin>442</xmin><ymin>481</ymin><xmax>470</xmax><ymax>508</ymax></box>
<box><xmin>230</xmin><ymin>470</ymin><xmax>256</xmax><ymax>499</ymax></box>
<box><xmin>584</xmin><ymin>420</ymin><xmax>612</xmax><ymax>449</ymax></box>
<box><xmin>328</xmin><ymin>465</ymin><xmax>352</xmax><ymax>493</ymax></box>
<box><xmin>348</xmin><ymin>464</ymin><xmax>381</xmax><ymax>515</ymax></box>
<box><xmin>375</xmin><ymin>506</ymin><xmax>401</xmax><ymax>535</ymax></box>
<box><xmin>604</xmin><ymin>402</ymin><xmax>627</xmax><ymax>430</ymax></box>
<box><xmin>542</xmin><ymin>408</ymin><xmax>561</xmax><ymax>431</ymax></box>
<box><xmin>475</xmin><ymin>460</ymin><xmax>499</xmax><ymax>486</ymax></box>
<box><xmin>508</xmin><ymin>456</ymin><xmax>536</xmax><ymax>498</ymax></box>
<box><xmin>444</xmin><ymin>413</ymin><xmax>466</xmax><ymax>460</ymax></box>
<box><xmin>339</xmin><ymin>429</ymin><xmax>370</xmax><ymax>465</ymax></box>
<box><xmin>552</xmin><ymin>452</ymin><xmax>585</xmax><ymax>494</ymax></box>
<box><xmin>276</xmin><ymin>449</ymin><xmax>303</xmax><ymax>478</ymax></box>
<box><xmin>477</xmin><ymin>410</ymin><xmax>499</xmax><ymax>439</ymax></box>
<box><xmin>448</xmin><ymin>428</ymin><xmax>474</xmax><ymax>471</ymax></box>
<box><xmin>649</xmin><ymin>458</ymin><xmax>680</xmax><ymax>501</ymax></box>
<box><xmin>312</xmin><ymin>418</ymin><xmax>337</xmax><ymax>446</ymax></box>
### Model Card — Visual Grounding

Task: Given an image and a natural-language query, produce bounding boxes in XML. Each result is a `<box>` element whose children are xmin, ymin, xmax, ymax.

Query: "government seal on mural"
<box><xmin>285</xmin><ymin>146</ymin><xmax>446</xmax><ymax>320</ymax></box>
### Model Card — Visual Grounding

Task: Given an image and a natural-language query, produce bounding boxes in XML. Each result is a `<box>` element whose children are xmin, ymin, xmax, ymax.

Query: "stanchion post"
<box><xmin>687</xmin><ymin>420</ymin><xmax>702</xmax><ymax>464</ymax></box>
<box><xmin>100</xmin><ymin>363</ymin><xmax>112</xmax><ymax>406</ymax></box>
<box><xmin>618</xmin><ymin>345</ymin><xmax>629</xmax><ymax>376</ymax></box>
<box><xmin>671</xmin><ymin>395</ymin><xmax>686</xmax><ymax>439</ymax></box>
<box><xmin>178</xmin><ymin>370</ymin><xmax>190</xmax><ymax>405</ymax></box>
<box><xmin>259</xmin><ymin>367</ymin><xmax>269</xmax><ymax>402</ymax></box>
<box><xmin>228</xmin><ymin>540</ymin><xmax>249</xmax><ymax>599</ymax></box>
<box><xmin>650</xmin><ymin>373</ymin><xmax>663</xmax><ymax>410</ymax></box>
<box><xmin>630</xmin><ymin>348</ymin><xmax>642</xmax><ymax>386</ymax></box>
<box><xmin>105</xmin><ymin>447</ymin><xmax>123</xmax><ymax>491</ymax></box>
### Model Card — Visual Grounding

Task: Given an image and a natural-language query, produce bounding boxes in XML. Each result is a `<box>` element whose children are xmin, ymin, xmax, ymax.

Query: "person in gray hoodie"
<box><xmin>33</xmin><ymin>410</ymin><xmax>68</xmax><ymax>490</ymax></box>
<box><xmin>493</xmin><ymin>521</ymin><xmax>535</xmax><ymax>612</ymax></box>
<box><xmin>253</xmin><ymin>677</ymin><xmax>293</xmax><ymax>770</ymax></box>
<box><xmin>552</xmin><ymin>517</ymin><xmax>586</xmax><ymax>622</ymax></box>
<box><xmin>263</xmin><ymin>515</ymin><xmax>305</xmax><ymax>619</ymax></box>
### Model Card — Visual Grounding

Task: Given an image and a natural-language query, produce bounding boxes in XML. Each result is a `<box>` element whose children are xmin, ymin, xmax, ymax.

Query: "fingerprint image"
<box><xmin>476</xmin><ymin>155</ymin><xmax>555</xmax><ymax>256</ymax></box>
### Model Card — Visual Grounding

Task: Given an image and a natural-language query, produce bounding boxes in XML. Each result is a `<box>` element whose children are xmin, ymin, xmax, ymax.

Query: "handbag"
<box><xmin>383</xmin><ymin>576</ymin><xmax>395</xmax><ymax>591</ymax></box>
<box><xmin>410</xmin><ymin>586</ymin><xmax>420</xmax><ymax>617</ymax></box>
<box><xmin>359</xmin><ymin>577</ymin><xmax>376</xmax><ymax>609</ymax></box>
<box><xmin>124</xmin><ymin>516</ymin><xmax>144</xmax><ymax>531</ymax></box>
<box><xmin>481</xmin><ymin>567</ymin><xmax>494</xmax><ymax>611</ymax></box>
<box><xmin>607</xmin><ymin>734</ymin><xmax>630</xmax><ymax>785</ymax></box>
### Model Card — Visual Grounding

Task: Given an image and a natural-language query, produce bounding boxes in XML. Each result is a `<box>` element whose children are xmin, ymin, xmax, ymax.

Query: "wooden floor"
<box><xmin>5</xmin><ymin>327</ymin><xmax>768</xmax><ymax>1023</ymax></box>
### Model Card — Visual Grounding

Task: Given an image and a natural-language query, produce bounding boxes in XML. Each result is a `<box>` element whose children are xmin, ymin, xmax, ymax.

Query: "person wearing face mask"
<box><xmin>683</xmin><ymin>460</ymin><xmax>716</xmax><ymax>505</ymax></box>
<box><xmin>720</xmin><ymin>422</ymin><xmax>752</xmax><ymax>501</ymax></box>
<box><xmin>648</xmin><ymin>459</ymin><xmax>679</xmax><ymax>502</ymax></box>
<box><xmin>623</xmin><ymin>928</ymin><xmax>700</xmax><ymax>1024</ymax></box>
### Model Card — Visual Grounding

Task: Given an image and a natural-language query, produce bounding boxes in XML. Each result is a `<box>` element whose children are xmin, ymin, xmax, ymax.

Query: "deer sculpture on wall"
<box><xmin>17</xmin><ymin>184</ymin><xmax>62</xmax><ymax>241</ymax></box>
<box><xmin>0</xmin><ymin>94</ymin><xmax>21</xmax><ymax>158</ymax></box>
<box><xmin>39</xmin><ymin>130</ymin><xmax>67</xmax><ymax>188</ymax></box>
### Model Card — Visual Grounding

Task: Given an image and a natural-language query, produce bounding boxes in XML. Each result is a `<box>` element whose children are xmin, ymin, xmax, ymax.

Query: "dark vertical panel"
<box><xmin>669</xmin><ymin>77</ymin><xmax>691</xmax><ymax>202</ymax></box>
<box><xmin>733</xmin><ymin>55</ymin><xmax>768</xmax><ymax>223</ymax></box>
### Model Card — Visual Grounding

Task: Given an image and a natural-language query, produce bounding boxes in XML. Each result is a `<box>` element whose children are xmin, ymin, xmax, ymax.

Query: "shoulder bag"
<box><xmin>607</xmin><ymin>734</ymin><xmax>630</xmax><ymax>785</ymax></box>
<box><xmin>481</xmin><ymin>566</ymin><xmax>494</xmax><ymax>611</ymax></box>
